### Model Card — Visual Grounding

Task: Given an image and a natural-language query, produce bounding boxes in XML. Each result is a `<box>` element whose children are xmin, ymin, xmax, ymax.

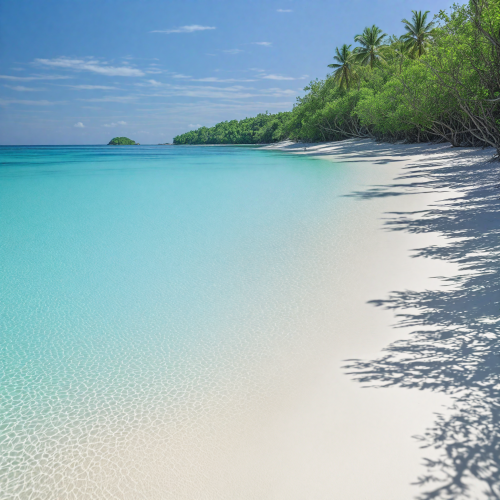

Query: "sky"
<box><xmin>0</xmin><ymin>0</ymin><xmax>458</xmax><ymax>145</ymax></box>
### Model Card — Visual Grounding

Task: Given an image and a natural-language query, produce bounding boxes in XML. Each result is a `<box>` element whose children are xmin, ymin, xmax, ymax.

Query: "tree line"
<box><xmin>173</xmin><ymin>0</ymin><xmax>500</xmax><ymax>157</ymax></box>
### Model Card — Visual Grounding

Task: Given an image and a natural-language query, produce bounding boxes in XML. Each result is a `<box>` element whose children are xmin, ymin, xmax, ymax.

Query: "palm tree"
<box><xmin>401</xmin><ymin>10</ymin><xmax>436</xmax><ymax>57</ymax></box>
<box><xmin>328</xmin><ymin>44</ymin><xmax>356</xmax><ymax>90</ymax></box>
<box><xmin>388</xmin><ymin>34</ymin><xmax>408</xmax><ymax>74</ymax></box>
<box><xmin>353</xmin><ymin>25</ymin><xmax>387</xmax><ymax>69</ymax></box>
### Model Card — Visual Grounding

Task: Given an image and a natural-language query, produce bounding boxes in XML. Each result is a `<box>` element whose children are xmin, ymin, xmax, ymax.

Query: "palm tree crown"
<box><xmin>328</xmin><ymin>44</ymin><xmax>356</xmax><ymax>90</ymax></box>
<box><xmin>387</xmin><ymin>34</ymin><xmax>408</xmax><ymax>73</ymax></box>
<box><xmin>353</xmin><ymin>25</ymin><xmax>387</xmax><ymax>69</ymax></box>
<box><xmin>401</xmin><ymin>10</ymin><xmax>436</xmax><ymax>57</ymax></box>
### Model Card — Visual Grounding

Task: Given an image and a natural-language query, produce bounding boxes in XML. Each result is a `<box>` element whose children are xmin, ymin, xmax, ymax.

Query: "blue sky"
<box><xmin>0</xmin><ymin>0</ymin><xmax>457</xmax><ymax>145</ymax></box>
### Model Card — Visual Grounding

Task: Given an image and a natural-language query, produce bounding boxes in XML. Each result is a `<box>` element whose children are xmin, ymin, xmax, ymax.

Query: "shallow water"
<box><xmin>0</xmin><ymin>145</ymin><xmax>362</xmax><ymax>499</ymax></box>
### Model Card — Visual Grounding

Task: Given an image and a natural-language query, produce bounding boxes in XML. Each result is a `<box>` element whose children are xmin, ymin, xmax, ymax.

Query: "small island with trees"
<box><xmin>108</xmin><ymin>137</ymin><xmax>139</xmax><ymax>145</ymax></box>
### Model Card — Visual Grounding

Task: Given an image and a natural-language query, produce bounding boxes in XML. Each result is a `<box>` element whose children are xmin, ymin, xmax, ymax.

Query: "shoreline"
<box><xmin>256</xmin><ymin>138</ymin><xmax>499</xmax><ymax>498</ymax></box>
<box><xmin>2</xmin><ymin>140</ymin><xmax>498</xmax><ymax>499</ymax></box>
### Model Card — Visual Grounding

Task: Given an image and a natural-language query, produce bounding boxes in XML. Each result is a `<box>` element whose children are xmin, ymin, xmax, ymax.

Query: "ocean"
<box><xmin>1</xmin><ymin>145</ymin><xmax>361</xmax><ymax>499</ymax></box>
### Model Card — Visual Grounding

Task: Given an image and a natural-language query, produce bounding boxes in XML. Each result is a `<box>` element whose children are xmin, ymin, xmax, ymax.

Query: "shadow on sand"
<box><xmin>338</xmin><ymin>143</ymin><xmax>500</xmax><ymax>499</ymax></box>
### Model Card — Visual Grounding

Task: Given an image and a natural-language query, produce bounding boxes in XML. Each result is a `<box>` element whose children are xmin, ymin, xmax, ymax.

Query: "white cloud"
<box><xmin>136</xmin><ymin>100</ymin><xmax>295</xmax><ymax>115</ymax></box>
<box><xmin>151</xmin><ymin>25</ymin><xmax>216</xmax><ymax>34</ymax></box>
<box><xmin>261</xmin><ymin>74</ymin><xmax>296</xmax><ymax>80</ymax></box>
<box><xmin>146</xmin><ymin>79</ymin><xmax>163</xmax><ymax>87</ymax></box>
<box><xmin>35</xmin><ymin>57</ymin><xmax>144</xmax><ymax>77</ymax></box>
<box><xmin>78</xmin><ymin>96</ymin><xmax>137</xmax><ymax>103</ymax></box>
<box><xmin>252</xmin><ymin>42</ymin><xmax>272</xmax><ymax>46</ymax></box>
<box><xmin>103</xmin><ymin>120</ymin><xmax>127</xmax><ymax>127</ymax></box>
<box><xmin>74</xmin><ymin>122</ymin><xmax>85</xmax><ymax>128</ymax></box>
<box><xmin>277</xmin><ymin>9</ymin><xmax>293</xmax><ymax>12</ymax></box>
<box><xmin>4</xmin><ymin>85</ymin><xmax>44</xmax><ymax>91</ymax></box>
<box><xmin>223</xmin><ymin>49</ymin><xmax>243</xmax><ymax>55</ymax></box>
<box><xmin>66</xmin><ymin>84</ymin><xmax>119</xmax><ymax>90</ymax></box>
<box><xmin>0</xmin><ymin>98</ymin><xmax>60</xmax><ymax>106</ymax></box>
<box><xmin>142</xmin><ymin>74</ymin><xmax>256</xmax><ymax>84</ymax></box>
<box><xmin>261</xmin><ymin>74</ymin><xmax>308</xmax><ymax>80</ymax></box>
<box><xmin>265</xmin><ymin>88</ymin><xmax>297</xmax><ymax>96</ymax></box>
<box><xmin>188</xmin><ymin>124</ymin><xmax>202</xmax><ymax>128</ymax></box>
<box><xmin>147</xmin><ymin>75</ymin><xmax>256</xmax><ymax>83</ymax></box>
<box><xmin>191</xmin><ymin>77</ymin><xmax>256</xmax><ymax>82</ymax></box>
<box><xmin>136</xmin><ymin>81</ymin><xmax>297</xmax><ymax>99</ymax></box>
<box><xmin>0</xmin><ymin>74</ymin><xmax>71</xmax><ymax>81</ymax></box>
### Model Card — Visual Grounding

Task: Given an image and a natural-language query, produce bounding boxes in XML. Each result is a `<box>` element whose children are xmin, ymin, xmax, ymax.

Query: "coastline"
<box><xmin>251</xmin><ymin>139</ymin><xmax>499</xmax><ymax>499</ymax></box>
<box><xmin>144</xmin><ymin>138</ymin><xmax>489</xmax><ymax>499</ymax></box>
<box><xmin>2</xmin><ymin>140</ymin><xmax>498</xmax><ymax>499</ymax></box>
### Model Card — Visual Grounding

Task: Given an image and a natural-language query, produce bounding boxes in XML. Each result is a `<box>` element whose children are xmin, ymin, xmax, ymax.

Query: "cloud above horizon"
<box><xmin>5</xmin><ymin>85</ymin><xmax>45</xmax><ymax>91</ymax></box>
<box><xmin>74</xmin><ymin>122</ymin><xmax>85</xmax><ymax>128</ymax></box>
<box><xmin>191</xmin><ymin>77</ymin><xmax>256</xmax><ymax>82</ymax></box>
<box><xmin>252</xmin><ymin>42</ymin><xmax>272</xmax><ymax>46</ymax></box>
<box><xmin>151</xmin><ymin>25</ymin><xmax>216</xmax><ymax>34</ymax></box>
<box><xmin>261</xmin><ymin>74</ymin><xmax>308</xmax><ymax>80</ymax></box>
<box><xmin>0</xmin><ymin>98</ymin><xmax>61</xmax><ymax>106</ymax></box>
<box><xmin>277</xmin><ymin>9</ymin><xmax>293</xmax><ymax>12</ymax></box>
<box><xmin>0</xmin><ymin>74</ymin><xmax>71</xmax><ymax>81</ymax></box>
<box><xmin>144</xmin><ymin>72</ymin><xmax>304</xmax><ymax>85</ymax></box>
<box><xmin>103</xmin><ymin>120</ymin><xmax>127</xmax><ymax>127</ymax></box>
<box><xmin>222</xmin><ymin>49</ymin><xmax>243</xmax><ymax>55</ymax></box>
<box><xmin>135</xmin><ymin>80</ymin><xmax>297</xmax><ymax>100</ymax></box>
<box><xmin>66</xmin><ymin>84</ymin><xmax>119</xmax><ymax>90</ymax></box>
<box><xmin>78</xmin><ymin>96</ymin><xmax>138</xmax><ymax>103</ymax></box>
<box><xmin>35</xmin><ymin>57</ymin><xmax>144</xmax><ymax>77</ymax></box>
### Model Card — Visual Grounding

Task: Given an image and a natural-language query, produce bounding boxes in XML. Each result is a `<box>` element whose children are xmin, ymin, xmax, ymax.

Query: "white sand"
<box><xmin>130</xmin><ymin>139</ymin><xmax>494</xmax><ymax>500</ymax></box>
<box><xmin>97</xmin><ymin>139</ymin><xmax>497</xmax><ymax>499</ymax></box>
<box><xmin>203</xmin><ymin>139</ymin><xmax>493</xmax><ymax>500</ymax></box>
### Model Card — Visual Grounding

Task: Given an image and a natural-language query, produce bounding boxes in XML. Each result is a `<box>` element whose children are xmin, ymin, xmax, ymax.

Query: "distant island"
<box><xmin>108</xmin><ymin>137</ymin><xmax>139</xmax><ymax>145</ymax></box>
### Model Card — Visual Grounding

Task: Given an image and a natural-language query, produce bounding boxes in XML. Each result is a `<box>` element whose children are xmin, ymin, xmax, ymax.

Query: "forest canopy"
<box><xmin>108</xmin><ymin>137</ymin><xmax>138</xmax><ymax>145</ymax></box>
<box><xmin>173</xmin><ymin>0</ymin><xmax>500</xmax><ymax>157</ymax></box>
<box><xmin>172</xmin><ymin>112</ymin><xmax>290</xmax><ymax>145</ymax></box>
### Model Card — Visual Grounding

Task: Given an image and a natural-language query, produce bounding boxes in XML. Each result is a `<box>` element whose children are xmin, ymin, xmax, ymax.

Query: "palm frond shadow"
<box><xmin>344</xmin><ymin>147</ymin><xmax>500</xmax><ymax>499</ymax></box>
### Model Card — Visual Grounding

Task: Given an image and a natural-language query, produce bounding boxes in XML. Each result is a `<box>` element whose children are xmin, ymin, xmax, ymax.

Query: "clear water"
<box><xmin>0</xmin><ymin>145</ymin><xmax>356</xmax><ymax>499</ymax></box>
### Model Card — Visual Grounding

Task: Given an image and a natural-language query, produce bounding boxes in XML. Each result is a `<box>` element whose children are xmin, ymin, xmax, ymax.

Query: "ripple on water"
<box><xmin>0</xmin><ymin>145</ymin><xmax>354</xmax><ymax>499</ymax></box>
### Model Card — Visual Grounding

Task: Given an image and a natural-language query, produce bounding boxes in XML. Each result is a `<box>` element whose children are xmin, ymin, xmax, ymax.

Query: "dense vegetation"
<box><xmin>108</xmin><ymin>137</ymin><xmax>138</xmax><ymax>145</ymax></box>
<box><xmin>172</xmin><ymin>112</ymin><xmax>290</xmax><ymax>145</ymax></box>
<box><xmin>173</xmin><ymin>0</ymin><xmax>500</xmax><ymax>157</ymax></box>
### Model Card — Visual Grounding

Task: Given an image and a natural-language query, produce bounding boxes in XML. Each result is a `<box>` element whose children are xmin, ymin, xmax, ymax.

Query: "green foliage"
<box><xmin>108</xmin><ymin>137</ymin><xmax>137</xmax><ymax>145</ymax></box>
<box><xmin>173</xmin><ymin>112</ymin><xmax>290</xmax><ymax>145</ymax></box>
<box><xmin>401</xmin><ymin>10</ymin><xmax>436</xmax><ymax>57</ymax></box>
<box><xmin>328</xmin><ymin>44</ymin><xmax>357</xmax><ymax>90</ymax></box>
<box><xmin>173</xmin><ymin>1</ymin><xmax>500</xmax><ymax>156</ymax></box>
<box><xmin>353</xmin><ymin>25</ymin><xmax>388</xmax><ymax>68</ymax></box>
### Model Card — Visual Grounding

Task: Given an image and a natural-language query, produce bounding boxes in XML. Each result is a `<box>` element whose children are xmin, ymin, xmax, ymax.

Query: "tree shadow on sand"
<box><xmin>344</xmin><ymin>144</ymin><xmax>500</xmax><ymax>499</ymax></box>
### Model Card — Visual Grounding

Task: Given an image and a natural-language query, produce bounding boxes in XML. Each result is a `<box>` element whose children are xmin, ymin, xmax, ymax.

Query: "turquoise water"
<box><xmin>0</xmin><ymin>146</ymin><xmax>355</xmax><ymax>499</ymax></box>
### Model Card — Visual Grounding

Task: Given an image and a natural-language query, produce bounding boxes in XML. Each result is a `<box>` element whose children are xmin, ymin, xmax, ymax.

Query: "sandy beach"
<box><xmin>79</xmin><ymin>140</ymin><xmax>500</xmax><ymax>499</ymax></box>
<box><xmin>134</xmin><ymin>139</ymin><xmax>498</xmax><ymax>500</ymax></box>
<box><xmin>242</xmin><ymin>139</ymin><xmax>498</xmax><ymax>500</ymax></box>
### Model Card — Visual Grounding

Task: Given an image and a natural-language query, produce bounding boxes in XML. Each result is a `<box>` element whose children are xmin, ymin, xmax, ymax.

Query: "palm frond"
<box><xmin>327</xmin><ymin>44</ymin><xmax>356</xmax><ymax>90</ymax></box>
<box><xmin>400</xmin><ymin>10</ymin><xmax>436</xmax><ymax>57</ymax></box>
